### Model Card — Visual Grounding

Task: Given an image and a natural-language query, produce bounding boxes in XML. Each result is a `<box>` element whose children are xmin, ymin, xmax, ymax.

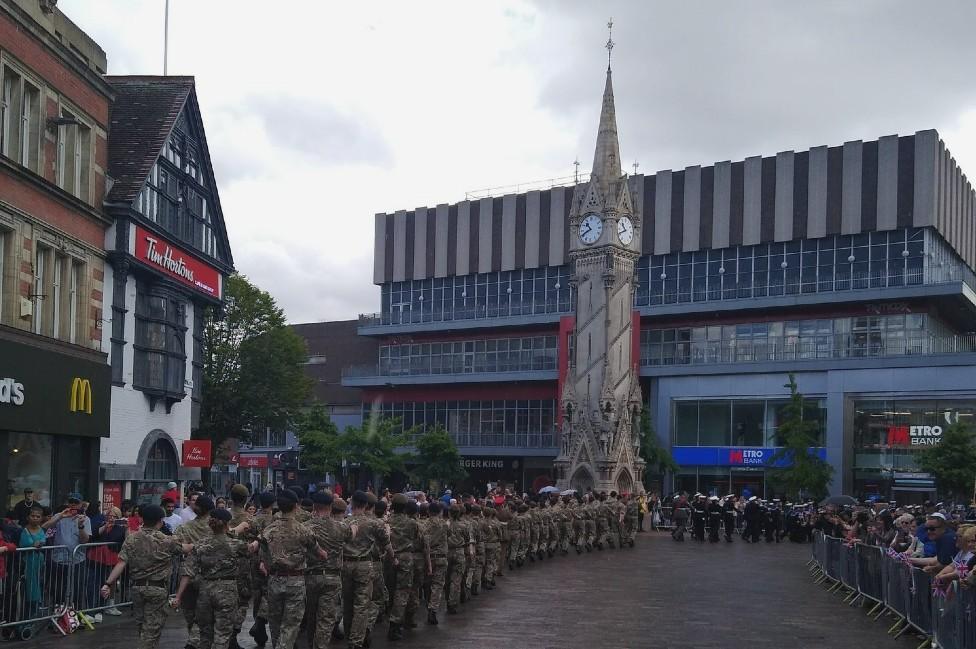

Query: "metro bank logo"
<box><xmin>728</xmin><ymin>449</ymin><xmax>767</xmax><ymax>465</ymax></box>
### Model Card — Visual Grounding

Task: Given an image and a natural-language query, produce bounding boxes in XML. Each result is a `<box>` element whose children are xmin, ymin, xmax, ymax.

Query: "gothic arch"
<box><xmin>614</xmin><ymin>467</ymin><xmax>634</xmax><ymax>494</ymax></box>
<box><xmin>571</xmin><ymin>465</ymin><xmax>595</xmax><ymax>492</ymax></box>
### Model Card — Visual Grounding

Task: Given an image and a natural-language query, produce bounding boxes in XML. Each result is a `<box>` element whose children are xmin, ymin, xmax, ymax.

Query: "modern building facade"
<box><xmin>99</xmin><ymin>76</ymin><xmax>233</xmax><ymax>505</ymax></box>
<box><xmin>0</xmin><ymin>0</ymin><xmax>112</xmax><ymax>510</ymax></box>
<box><xmin>347</xmin><ymin>68</ymin><xmax>976</xmax><ymax>499</ymax></box>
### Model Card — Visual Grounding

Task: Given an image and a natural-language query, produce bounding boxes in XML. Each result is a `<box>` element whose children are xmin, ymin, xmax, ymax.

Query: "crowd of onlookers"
<box><xmin>812</xmin><ymin>500</ymin><xmax>976</xmax><ymax>592</ymax></box>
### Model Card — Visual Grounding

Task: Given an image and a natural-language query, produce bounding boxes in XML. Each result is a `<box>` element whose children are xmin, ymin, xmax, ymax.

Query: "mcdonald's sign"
<box><xmin>69</xmin><ymin>378</ymin><xmax>93</xmax><ymax>415</ymax></box>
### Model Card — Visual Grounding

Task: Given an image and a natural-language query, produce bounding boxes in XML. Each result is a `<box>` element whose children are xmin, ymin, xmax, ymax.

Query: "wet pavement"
<box><xmin>15</xmin><ymin>532</ymin><xmax>920</xmax><ymax>649</ymax></box>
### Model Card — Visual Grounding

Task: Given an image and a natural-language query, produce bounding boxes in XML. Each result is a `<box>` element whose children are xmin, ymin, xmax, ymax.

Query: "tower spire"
<box><xmin>591</xmin><ymin>20</ymin><xmax>621</xmax><ymax>186</ymax></box>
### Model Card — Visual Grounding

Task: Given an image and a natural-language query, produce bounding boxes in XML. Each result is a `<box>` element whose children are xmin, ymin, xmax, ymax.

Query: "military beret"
<box><xmin>391</xmin><ymin>493</ymin><xmax>409</xmax><ymax>506</ymax></box>
<box><xmin>277</xmin><ymin>490</ymin><xmax>298</xmax><ymax>506</ymax></box>
<box><xmin>405</xmin><ymin>501</ymin><xmax>418</xmax><ymax>515</ymax></box>
<box><xmin>195</xmin><ymin>495</ymin><xmax>215</xmax><ymax>513</ymax></box>
<box><xmin>230</xmin><ymin>484</ymin><xmax>249</xmax><ymax>499</ymax></box>
<box><xmin>211</xmin><ymin>508</ymin><xmax>232</xmax><ymax>523</ymax></box>
<box><xmin>141</xmin><ymin>505</ymin><xmax>165</xmax><ymax>525</ymax></box>
<box><xmin>366</xmin><ymin>492</ymin><xmax>378</xmax><ymax>505</ymax></box>
<box><xmin>332</xmin><ymin>498</ymin><xmax>348</xmax><ymax>512</ymax></box>
<box><xmin>351</xmin><ymin>491</ymin><xmax>369</xmax><ymax>506</ymax></box>
<box><xmin>311</xmin><ymin>491</ymin><xmax>333</xmax><ymax>506</ymax></box>
<box><xmin>289</xmin><ymin>487</ymin><xmax>305</xmax><ymax>501</ymax></box>
<box><xmin>258</xmin><ymin>492</ymin><xmax>275</xmax><ymax>508</ymax></box>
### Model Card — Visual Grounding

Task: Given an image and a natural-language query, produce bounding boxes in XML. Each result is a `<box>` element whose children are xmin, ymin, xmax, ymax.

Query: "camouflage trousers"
<box><xmin>609</xmin><ymin>518</ymin><xmax>621</xmax><ymax>547</ymax></box>
<box><xmin>586</xmin><ymin>519</ymin><xmax>596</xmax><ymax>545</ymax></box>
<box><xmin>596</xmin><ymin>520</ymin><xmax>609</xmax><ymax>547</ymax></box>
<box><xmin>368</xmin><ymin>560</ymin><xmax>387</xmax><ymax>630</ymax></box>
<box><xmin>624</xmin><ymin>516</ymin><xmax>638</xmax><ymax>544</ymax></box>
<box><xmin>404</xmin><ymin>552</ymin><xmax>427</xmax><ymax>623</ymax></box>
<box><xmin>572</xmin><ymin>519</ymin><xmax>586</xmax><ymax>549</ymax></box>
<box><xmin>198</xmin><ymin>580</ymin><xmax>238</xmax><ymax>649</ymax></box>
<box><xmin>539</xmin><ymin>525</ymin><xmax>549</xmax><ymax>552</ymax></box>
<box><xmin>131</xmin><ymin>583</ymin><xmax>169</xmax><ymax>649</ymax></box>
<box><xmin>484</xmin><ymin>543</ymin><xmax>500</xmax><ymax>583</ymax></box>
<box><xmin>180</xmin><ymin>580</ymin><xmax>201</xmax><ymax>648</ymax></box>
<box><xmin>388</xmin><ymin>553</ymin><xmax>414</xmax><ymax>624</ymax></box>
<box><xmin>234</xmin><ymin>569</ymin><xmax>251</xmax><ymax>632</ymax></box>
<box><xmin>510</xmin><ymin>532</ymin><xmax>523</xmax><ymax>562</ymax></box>
<box><xmin>446</xmin><ymin>548</ymin><xmax>466</xmax><ymax>607</ymax></box>
<box><xmin>560</xmin><ymin>522</ymin><xmax>573</xmax><ymax>552</ymax></box>
<box><xmin>426</xmin><ymin>556</ymin><xmax>448</xmax><ymax>612</ymax></box>
<box><xmin>549</xmin><ymin>523</ymin><xmax>559</xmax><ymax>551</ymax></box>
<box><xmin>340</xmin><ymin>561</ymin><xmax>373</xmax><ymax>647</ymax></box>
<box><xmin>267</xmin><ymin>575</ymin><xmax>306</xmax><ymax>649</ymax></box>
<box><xmin>250</xmin><ymin>561</ymin><xmax>268</xmax><ymax>621</ymax></box>
<box><xmin>529</xmin><ymin>526</ymin><xmax>539</xmax><ymax>554</ymax></box>
<box><xmin>305</xmin><ymin>571</ymin><xmax>341</xmax><ymax>649</ymax></box>
<box><xmin>472</xmin><ymin>544</ymin><xmax>485</xmax><ymax>592</ymax></box>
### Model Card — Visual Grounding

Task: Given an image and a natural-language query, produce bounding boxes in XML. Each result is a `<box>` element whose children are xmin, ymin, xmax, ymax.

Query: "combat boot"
<box><xmin>427</xmin><ymin>609</ymin><xmax>439</xmax><ymax>625</ymax></box>
<box><xmin>387</xmin><ymin>622</ymin><xmax>402</xmax><ymax>641</ymax></box>
<box><xmin>332</xmin><ymin>621</ymin><xmax>345</xmax><ymax>640</ymax></box>
<box><xmin>249</xmin><ymin>618</ymin><xmax>268</xmax><ymax>647</ymax></box>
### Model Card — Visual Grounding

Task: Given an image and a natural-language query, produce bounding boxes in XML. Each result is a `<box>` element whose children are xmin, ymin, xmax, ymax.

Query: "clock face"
<box><xmin>617</xmin><ymin>216</ymin><xmax>634</xmax><ymax>245</ymax></box>
<box><xmin>578</xmin><ymin>213</ymin><xmax>603</xmax><ymax>245</ymax></box>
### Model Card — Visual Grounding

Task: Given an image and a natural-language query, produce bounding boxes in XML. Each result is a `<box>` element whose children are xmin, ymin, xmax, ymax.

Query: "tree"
<box><xmin>918</xmin><ymin>421</ymin><xmax>976</xmax><ymax>500</ymax></box>
<box><xmin>295</xmin><ymin>403</ymin><xmax>341</xmax><ymax>476</ymax></box>
<box><xmin>410</xmin><ymin>425</ymin><xmax>467</xmax><ymax>491</ymax></box>
<box><xmin>768</xmin><ymin>374</ymin><xmax>833</xmax><ymax>501</ymax></box>
<box><xmin>637</xmin><ymin>410</ymin><xmax>678</xmax><ymax>489</ymax></box>
<box><xmin>334</xmin><ymin>416</ymin><xmax>409</xmax><ymax>489</ymax></box>
<box><xmin>198</xmin><ymin>274</ymin><xmax>311</xmax><ymax>447</ymax></box>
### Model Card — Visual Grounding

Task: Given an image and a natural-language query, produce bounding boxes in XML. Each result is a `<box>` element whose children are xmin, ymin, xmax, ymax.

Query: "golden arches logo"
<box><xmin>69</xmin><ymin>378</ymin><xmax>92</xmax><ymax>415</ymax></box>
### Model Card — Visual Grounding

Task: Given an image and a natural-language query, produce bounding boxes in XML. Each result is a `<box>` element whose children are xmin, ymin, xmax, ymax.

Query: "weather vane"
<box><xmin>606</xmin><ymin>18</ymin><xmax>614</xmax><ymax>70</ymax></box>
<box><xmin>574</xmin><ymin>158</ymin><xmax>581</xmax><ymax>184</ymax></box>
<box><xmin>632</xmin><ymin>160</ymin><xmax>640</xmax><ymax>175</ymax></box>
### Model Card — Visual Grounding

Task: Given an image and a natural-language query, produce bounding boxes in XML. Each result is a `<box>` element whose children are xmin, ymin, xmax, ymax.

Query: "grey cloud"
<box><xmin>249</xmin><ymin>96</ymin><xmax>394</xmax><ymax>168</ymax></box>
<box><xmin>529</xmin><ymin>1</ymin><xmax>976</xmax><ymax>172</ymax></box>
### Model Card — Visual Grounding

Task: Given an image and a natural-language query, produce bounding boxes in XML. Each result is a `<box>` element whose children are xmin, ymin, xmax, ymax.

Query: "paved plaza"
<box><xmin>16</xmin><ymin>532</ymin><xmax>921</xmax><ymax>649</ymax></box>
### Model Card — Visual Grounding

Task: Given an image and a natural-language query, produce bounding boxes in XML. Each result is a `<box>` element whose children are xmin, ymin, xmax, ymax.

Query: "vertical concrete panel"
<box><xmin>478</xmin><ymin>197</ymin><xmax>493</xmax><ymax>273</ymax></box>
<box><xmin>807</xmin><ymin>146</ymin><xmax>828</xmax><ymax>238</ymax></box>
<box><xmin>742</xmin><ymin>156</ymin><xmax>762</xmax><ymax>245</ymax></box>
<box><xmin>525</xmin><ymin>190</ymin><xmax>541</xmax><ymax>269</ymax></box>
<box><xmin>653</xmin><ymin>170</ymin><xmax>672</xmax><ymax>255</ymax></box>
<box><xmin>392</xmin><ymin>210</ymin><xmax>406</xmax><ymax>282</ymax></box>
<box><xmin>876</xmin><ymin>135</ymin><xmax>899</xmax><ymax>231</ymax></box>
<box><xmin>434</xmin><ymin>204</ymin><xmax>449</xmax><ymax>278</ymax></box>
<box><xmin>501</xmin><ymin>193</ymin><xmax>517</xmax><ymax>271</ymax></box>
<box><xmin>774</xmin><ymin>151</ymin><xmax>794</xmax><ymax>242</ymax></box>
<box><xmin>456</xmin><ymin>201</ymin><xmax>471</xmax><ymax>276</ymax></box>
<box><xmin>413</xmin><ymin>207</ymin><xmax>427</xmax><ymax>279</ymax></box>
<box><xmin>712</xmin><ymin>161</ymin><xmax>731</xmax><ymax>249</ymax></box>
<box><xmin>913</xmin><ymin>129</ymin><xmax>938</xmax><ymax>227</ymax></box>
<box><xmin>682</xmin><ymin>165</ymin><xmax>701</xmax><ymax>251</ymax></box>
<box><xmin>631</xmin><ymin>175</ymin><xmax>645</xmax><ymax>255</ymax></box>
<box><xmin>373</xmin><ymin>214</ymin><xmax>386</xmax><ymax>284</ymax></box>
<box><xmin>549</xmin><ymin>187</ymin><xmax>565</xmax><ymax>266</ymax></box>
<box><xmin>841</xmin><ymin>141</ymin><xmax>863</xmax><ymax>234</ymax></box>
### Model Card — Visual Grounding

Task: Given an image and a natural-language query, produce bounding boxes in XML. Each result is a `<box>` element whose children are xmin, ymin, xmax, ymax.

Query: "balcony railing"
<box><xmin>343</xmin><ymin>349</ymin><xmax>559</xmax><ymax>379</ymax></box>
<box><xmin>359</xmin><ymin>303</ymin><xmax>571</xmax><ymax>328</ymax></box>
<box><xmin>641</xmin><ymin>333</ymin><xmax>976</xmax><ymax>368</ymax></box>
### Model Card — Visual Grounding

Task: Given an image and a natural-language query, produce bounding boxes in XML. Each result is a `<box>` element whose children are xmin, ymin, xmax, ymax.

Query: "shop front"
<box><xmin>671</xmin><ymin>446</ymin><xmax>827</xmax><ymax>499</ymax></box>
<box><xmin>851</xmin><ymin>398</ymin><xmax>974</xmax><ymax>502</ymax></box>
<box><xmin>0</xmin><ymin>333</ymin><xmax>110</xmax><ymax>512</ymax></box>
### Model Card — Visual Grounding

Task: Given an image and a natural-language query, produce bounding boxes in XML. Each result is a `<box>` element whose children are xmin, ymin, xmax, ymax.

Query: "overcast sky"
<box><xmin>60</xmin><ymin>0</ymin><xmax>976</xmax><ymax>324</ymax></box>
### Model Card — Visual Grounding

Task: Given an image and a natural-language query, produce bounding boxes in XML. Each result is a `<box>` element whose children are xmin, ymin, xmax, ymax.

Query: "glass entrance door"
<box><xmin>731</xmin><ymin>468</ymin><xmax>765</xmax><ymax>500</ymax></box>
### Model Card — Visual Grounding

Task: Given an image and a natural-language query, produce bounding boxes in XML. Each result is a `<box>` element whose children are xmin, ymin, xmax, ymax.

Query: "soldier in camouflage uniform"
<box><xmin>386</xmin><ymin>494</ymin><xmax>420</xmax><ymax>641</ymax></box>
<box><xmin>515</xmin><ymin>504</ymin><xmax>530</xmax><ymax>566</ymax></box>
<box><xmin>101</xmin><ymin>505</ymin><xmax>191</xmax><ymax>649</ymax></box>
<box><xmin>259</xmin><ymin>490</ymin><xmax>326</xmax><ymax>649</ymax></box>
<box><xmin>247</xmin><ymin>492</ymin><xmax>276</xmax><ymax>647</ymax></box>
<box><xmin>496</xmin><ymin>506</ymin><xmax>512</xmax><ymax>575</ymax></box>
<box><xmin>470</xmin><ymin>505</ymin><xmax>486</xmax><ymax>595</ymax></box>
<box><xmin>341</xmin><ymin>491</ymin><xmax>394</xmax><ymax>649</ymax></box>
<box><xmin>608</xmin><ymin>492</ymin><xmax>622</xmax><ymax>549</ymax></box>
<box><xmin>623</xmin><ymin>493</ymin><xmax>638</xmax><ymax>547</ymax></box>
<box><xmin>483</xmin><ymin>505</ymin><xmax>501</xmax><ymax>589</ymax></box>
<box><xmin>304</xmin><ymin>491</ymin><xmax>352</xmax><ymax>649</ymax></box>
<box><xmin>176</xmin><ymin>508</ymin><xmax>250</xmax><ymax>649</ymax></box>
<box><xmin>366</xmin><ymin>497</ymin><xmax>390</xmax><ymax>637</ymax></box>
<box><xmin>420</xmin><ymin>502</ymin><xmax>448</xmax><ymax>624</ymax></box>
<box><xmin>557</xmin><ymin>497</ymin><xmax>573</xmax><ymax>555</ymax></box>
<box><xmin>445</xmin><ymin>504</ymin><xmax>472</xmax><ymax>614</ymax></box>
<box><xmin>594</xmin><ymin>493</ymin><xmax>610</xmax><ymax>550</ymax></box>
<box><xmin>175</xmin><ymin>495</ymin><xmax>216</xmax><ymax>649</ymax></box>
<box><xmin>227</xmin><ymin>485</ymin><xmax>253</xmax><ymax>649</ymax></box>
<box><xmin>402</xmin><ymin>500</ymin><xmax>428</xmax><ymax>630</ymax></box>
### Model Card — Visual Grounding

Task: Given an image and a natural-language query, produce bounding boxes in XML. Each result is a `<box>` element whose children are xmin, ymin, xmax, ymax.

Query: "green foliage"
<box><xmin>410</xmin><ymin>425</ymin><xmax>467</xmax><ymax>490</ymax></box>
<box><xmin>768</xmin><ymin>374</ymin><xmax>833</xmax><ymax>501</ymax></box>
<box><xmin>918</xmin><ymin>421</ymin><xmax>976</xmax><ymax>498</ymax></box>
<box><xmin>295</xmin><ymin>403</ymin><xmax>341</xmax><ymax>476</ymax></box>
<box><xmin>336</xmin><ymin>415</ymin><xmax>409</xmax><ymax>478</ymax></box>
<box><xmin>638</xmin><ymin>410</ymin><xmax>678</xmax><ymax>485</ymax></box>
<box><xmin>198</xmin><ymin>274</ymin><xmax>312</xmax><ymax>446</ymax></box>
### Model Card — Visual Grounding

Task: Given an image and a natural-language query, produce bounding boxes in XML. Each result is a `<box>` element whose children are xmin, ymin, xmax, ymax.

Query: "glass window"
<box><xmin>673</xmin><ymin>401</ymin><xmax>699</xmax><ymax>446</ymax></box>
<box><xmin>8</xmin><ymin>432</ymin><xmax>52</xmax><ymax>509</ymax></box>
<box><xmin>698</xmin><ymin>401</ymin><xmax>731</xmax><ymax>446</ymax></box>
<box><xmin>134</xmin><ymin>285</ymin><xmax>187</xmax><ymax>397</ymax></box>
<box><xmin>732</xmin><ymin>401</ymin><xmax>765</xmax><ymax>446</ymax></box>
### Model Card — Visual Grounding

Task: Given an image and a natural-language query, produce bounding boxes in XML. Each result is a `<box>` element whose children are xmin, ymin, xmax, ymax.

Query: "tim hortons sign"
<box><xmin>133</xmin><ymin>225</ymin><xmax>222</xmax><ymax>299</ymax></box>
<box><xmin>181</xmin><ymin>440</ymin><xmax>213</xmax><ymax>467</ymax></box>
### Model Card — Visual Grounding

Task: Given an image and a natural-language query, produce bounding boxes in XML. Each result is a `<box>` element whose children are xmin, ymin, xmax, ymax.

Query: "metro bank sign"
<box><xmin>133</xmin><ymin>225</ymin><xmax>222</xmax><ymax>299</ymax></box>
<box><xmin>672</xmin><ymin>446</ymin><xmax>827</xmax><ymax>468</ymax></box>
<box><xmin>727</xmin><ymin>449</ymin><xmax>768</xmax><ymax>466</ymax></box>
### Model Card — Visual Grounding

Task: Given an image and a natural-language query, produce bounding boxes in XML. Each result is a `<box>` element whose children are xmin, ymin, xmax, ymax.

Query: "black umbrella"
<box><xmin>822</xmin><ymin>495</ymin><xmax>858</xmax><ymax>507</ymax></box>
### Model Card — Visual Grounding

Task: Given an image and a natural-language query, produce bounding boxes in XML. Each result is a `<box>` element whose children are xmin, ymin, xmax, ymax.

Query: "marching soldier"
<box><xmin>721</xmin><ymin>495</ymin><xmax>737</xmax><ymax>543</ymax></box>
<box><xmin>304</xmin><ymin>491</ymin><xmax>352</xmax><ymax>649</ymax></box>
<box><xmin>706</xmin><ymin>496</ymin><xmax>723</xmax><ymax>543</ymax></box>
<box><xmin>387</xmin><ymin>493</ymin><xmax>419</xmax><ymax>641</ymax></box>
<box><xmin>483</xmin><ymin>506</ymin><xmax>501</xmax><ymax>588</ymax></box>
<box><xmin>248</xmin><ymin>492</ymin><xmax>275</xmax><ymax>647</ymax></box>
<box><xmin>421</xmin><ymin>501</ymin><xmax>448</xmax><ymax>625</ymax></box>
<box><xmin>175</xmin><ymin>495</ymin><xmax>216</xmax><ymax>649</ymax></box>
<box><xmin>402</xmin><ymin>500</ymin><xmax>428</xmax><ymax>631</ymax></box>
<box><xmin>743</xmin><ymin>496</ymin><xmax>762</xmax><ymax>543</ymax></box>
<box><xmin>227</xmin><ymin>484</ymin><xmax>253</xmax><ymax>649</ymax></box>
<box><xmin>623</xmin><ymin>494</ymin><xmax>638</xmax><ymax>547</ymax></box>
<box><xmin>341</xmin><ymin>491</ymin><xmax>394</xmax><ymax>649</ymax></box>
<box><xmin>100</xmin><ymin>505</ymin><xmax>192</xmax><ymax>649</ymax></box>
<box><xmin>445</xmin><ymin>504</ymin><xmax>472</xmax><ymax>614</ymax></box>
<box><xmin>691</xmin><ymin>495</ymin><xmax>707</xmax><ymax>543</ymax></box>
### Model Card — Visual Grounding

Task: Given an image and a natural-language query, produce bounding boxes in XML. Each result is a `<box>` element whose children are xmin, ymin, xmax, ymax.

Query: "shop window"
<box><xmin>134</xmin><ymin>285</ymin><xmax>187</xmax><ymax>406</ymax></box>
<box><xmin>7</xmin><ymin>433</ymin><xmax>52</xmax><ymax>509</ymax></box>
<box><xmin>732</xmin><ymin>401</ymin><xmax>765</xmax><ymax>446</ymax></box>
<box><xmin>673</xmin><ymin>401</ymin><xmax>699</xmax><ymax>446</ymax></box>
<box><xmin>698</xmin><ymin>401</ymin><xmax>732</xmax><ymax>446</ymax></box>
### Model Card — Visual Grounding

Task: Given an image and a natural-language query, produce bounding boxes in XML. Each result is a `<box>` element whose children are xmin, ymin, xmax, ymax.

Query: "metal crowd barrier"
<box><xmin>809</xmin><ymin>533</ymin><xmax>976</xmax><ymax>649</ymax></box>
<box><xmin>0</xmin><ymin>541</ymin><xmax>185</xmax><ymax>637</ymax></box>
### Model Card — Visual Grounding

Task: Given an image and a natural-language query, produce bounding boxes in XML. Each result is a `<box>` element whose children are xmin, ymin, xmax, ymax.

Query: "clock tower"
<box><xmin>554</xmin><ymin>37</ymin><xmax>645</xmax><ymax>494</ymax></box>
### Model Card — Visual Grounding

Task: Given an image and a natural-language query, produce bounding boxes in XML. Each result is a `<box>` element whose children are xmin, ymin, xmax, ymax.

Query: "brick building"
<box><xmin>0</xmin><ymin>0</ymin><xmax>112</xmax><ymax>509</ymax></box>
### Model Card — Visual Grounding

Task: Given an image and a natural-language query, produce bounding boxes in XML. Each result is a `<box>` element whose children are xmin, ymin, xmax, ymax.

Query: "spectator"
<box><xmin>889</xmin><ymin>514</ymin><xmax>917</xmax><ymax>553</ymax></box>
<box><xmin>89</xmin><ymin>507</ymin><xmax>126</xmax><ymax>618</ymax></box>
<box><xmin>42</xmin><ymin>494</ymin><xmax>91</xmax><ymax>607</ymax></box>
<box><xmin>18</xmin><ymin>506</ymin><xmax>46</xmax><ymax>618</ymax></box>
<box><xmin>179</xmin><ymin>493</ymin><xmax>199</xmax><ymax>524</ymax></box>
<box><xmin>215</xmin><ymin>497</ymin><xmax>227</xmax><ymax>510</ymax></box>
<box><xmin>11</xmin><ymin>488</ymin><xmax>37</xmax><ymax>527</ymax></box>
<box><xmin>910</xmin><ymin>514</ymin><xmax>957</xmax><ymax>573</ymax></box>
<box><xmin>161</xmin><ymin>481</ymin><xmax>180</xmax><ymax>506</ymax></box>
<box><xmin>933</xmin><ymin>524</ymin><xmax>975</xmax><ymax>584</ymax></box>
<box><xmin>161</xmin><ymin>498</ymin><xmax>183</xmax><ymax>533</ymax></box>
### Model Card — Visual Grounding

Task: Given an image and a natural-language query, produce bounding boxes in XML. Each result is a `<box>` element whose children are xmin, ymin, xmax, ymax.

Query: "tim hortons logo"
<box><xmin>184</xmin><ymin>445</ymin><xmax>208</xmax><ymax>462</ymax></box>
<box><xmin>144</xmin><ymin>236</ymin><xmax>194</xmax><ymax>282</ymax></box>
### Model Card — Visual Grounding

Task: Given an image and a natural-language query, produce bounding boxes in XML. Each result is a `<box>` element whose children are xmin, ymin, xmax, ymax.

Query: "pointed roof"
<box><xmin>590</xmin><ymin>69</ymin><xmax>622</xmax><ymax>187</ymax></box>
<box><xmin>104</xmin><ymin>76</ymin><xmax>194</xmax><ymax>206</ymax></box>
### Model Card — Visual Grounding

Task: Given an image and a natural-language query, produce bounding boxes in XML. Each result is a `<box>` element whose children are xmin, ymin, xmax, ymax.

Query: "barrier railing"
<box><xmin>0</xmin><ymin>541</ymin><xmax>185</xmax><ymax>637</ymax></box>
<box><xmin>809</xmin><ymin>533</ymin><xmax>976</xmax><ymax>649</ymax></box>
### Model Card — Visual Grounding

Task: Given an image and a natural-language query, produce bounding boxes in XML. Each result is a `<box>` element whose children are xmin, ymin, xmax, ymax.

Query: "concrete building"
<box><xmin>0</xmin><ymin>0</ymin><xmax>112</xmax><ymax>510</ymax></box>
<box><xmin>99</xmin><ymin>76</ymin><xmax>233</xmax><ymax>505</ymax></box>
<box><xmin>346</xmin><ymin>69</ymin><xmax>976</xmax><ymax>500</ymax></box>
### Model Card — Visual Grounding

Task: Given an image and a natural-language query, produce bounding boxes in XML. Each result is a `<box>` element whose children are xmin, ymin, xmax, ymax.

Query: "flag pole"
<box><xmin>163</xmin><ymin>0</ymin><xmax>169</xmax><ymax>75</ymax></box>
